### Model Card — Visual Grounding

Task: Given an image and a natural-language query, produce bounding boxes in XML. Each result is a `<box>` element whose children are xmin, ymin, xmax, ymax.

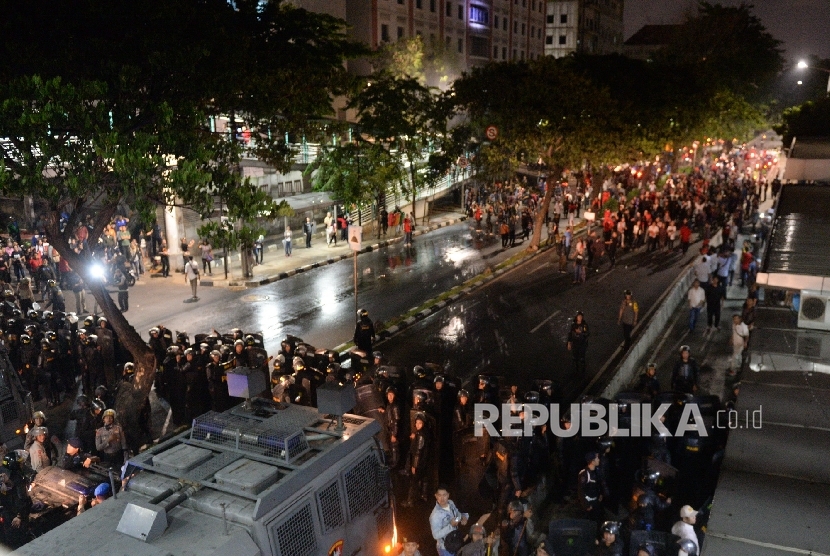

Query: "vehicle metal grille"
<box><xmin>1</xmin><ymin>400</ymin><xmax>17</xmax><ymax>424</ymax></box>
<box><xmin>344</xmin><ymin>452</ymin><xmax>385</xmax><ymax>520</ymax></box>
<box><xmin>190</xmin><ymin>411</ymin><xmax>309</xmax><ymax>464</ymax></box>
<box><xmin>273</xmin><ymin>502</ymin><xmax>318</xmax><ymax>556</ymax></box>
<box><xmin>316</xmin><ymin>480</ymin><xmax>345</xmax><ymax>533</ymax></box>
<box><xmin>376</xmin><ymin>505</ymin><xmax>393</xmax><ymax>540</ymax></box>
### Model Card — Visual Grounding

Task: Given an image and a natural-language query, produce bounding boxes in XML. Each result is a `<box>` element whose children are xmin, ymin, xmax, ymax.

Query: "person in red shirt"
<box><xmin>679</xmin><ymin>220</ymin><xmax>692</xmax><ymax>254</ymax></box>
<box><xmin>403</xmin><ymin>216</ymin><xmax>413</xmax><ymax>246</ymax></box>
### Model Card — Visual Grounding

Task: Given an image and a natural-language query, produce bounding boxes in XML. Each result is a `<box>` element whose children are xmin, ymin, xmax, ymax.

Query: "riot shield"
<box><xmin>547</xmin><ymin>519</ymin><xmax>597</xmax><ymax>556</ymax></box>
<box><xmin>628</xmin><ymin>530</ymin><xmax>680</xmax><ymax>556</ymax></box>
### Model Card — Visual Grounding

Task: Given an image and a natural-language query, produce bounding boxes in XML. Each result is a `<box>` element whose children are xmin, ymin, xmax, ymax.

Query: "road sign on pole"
<box><xmin>485</xmin><ymin>125</ymin><xmax>498</xmax><ymax>141</ymax></box>
<box><xmin>348</xmin><ymin>225</ymin><xmax>363</xmax><ymax>252</ymax></box>
<box><xmin>457</xmin><ymin>156</ymin><xmax>469</xmax><ymax>168</ymax></box>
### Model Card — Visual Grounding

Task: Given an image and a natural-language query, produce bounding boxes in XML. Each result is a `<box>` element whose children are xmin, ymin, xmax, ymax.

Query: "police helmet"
<box><xmin>624</xmin><ymin>289</ymin><xmax>632</xmax><ymax>296</ymax></box>
<box><xmin>326</xmin><ymin>362</ymin><xmax>341</xmax><ymax>374</ymax></box>
<box><xmin>575</xmin><ymin>310</ymin><xmax>584</xmax><ymax>319</ymax></box>
<box><xmin>199</xmin><ymin>343</ymin><xmax>209</xmax><ymax>351</ymax></box>
<box><xmin>433</xmin><ymin>374</ymin><xmax>445</xmax><ymax>384</ymax></box>
<box><xmin>597</xmin><ymin>437</ymin><xmax>613</xmax><ymax>451</ymax></box>
<box><xmin>83</xmin><ymin>316</ymin><xmax>95</xmax><ymax>328</ymax></box>
<box><xmin>47</xmin><ymin>279</ymin><xmax>57</xmax><ymax>288</ymax></box>
<box><xmin>680</xmin><ymin>344</ymin><xmax>690</xmax><ymax>353</ymax></box>
<box><xmin>27</xmin><ymin>309</ymin><xmax>39</xmax><ymax>320</ymax></box>
<box><xmin>184</xmin><ymin>348</ymin><xmax>194</xmax><ymax>357</ymax></box>
<box><xmin>5</xmin><ymin>319</ymin><xmax>15</xmax><ymax>330</ymax></box>
<box><xmin>124</xmin><ymin>362</ymin><xmax>136</xmax><ymax>375</ymax></box>
<box><xmin>413</xmin><ymin>391</ymin><xmax>427</xmax><ymax>403</ymax></box>
<box><xmin>11</xmin><ymin>308</ymin><xmax>21</xmax><ymax>318</ymax></box>
<box><xmin>166</xmin><ymin>345</ymin><xmax>180</xmax><ymax>354</ymax></box>
<box><xmin>177</xmin><ymin>331</ymin><xmax>189</xmax><ymax>344</ymax></box>
<box><xmin>2</xmin><ymin>454</ymin><xmax>20</xmax><ymax>473</ymax></box>
<box><xmin>97</xmin><ymin>317</ymin><xmax>108</xmax><ymax>326</ymax></box>
<box><xmin>524</xmin><ymin>391</ymin><xmax>540</xmax><ymax>403</ymax></box>
<box><xmin>507</xmin><ymin>500</ymin><xmax>523</xmax><ymax>513</ymax></box>
<box><xmin>219</xmin><ymin>345</ymin><xmax>230</xmax><ymax>356</ymax></box>
<box><xmin>296</xmin><ymin>345</ymin><xmax>308</xmax><ymax>357</ymax></box>
<box><xmin>357</xmin><ymin>308</ymin><xmax>368</xmax><ymax>317</ymax></box>
<box><xmin>32</xmin><ymin>426</ymin><xmax>47</xmax><ymax>437</ymax></box>
<box><xmin>477</xmin><ymin>375</ymin><xmax>489</xmax><ymax>386</ymax></box>
<box><xmin>600</xmin><ymin>521</ymin><xmax>621</xmax><ymax>536</ymax></box>
<box><xmin>458</xmin><ymin>389</ymin><xmax>469</xmax><ymax>399</ymax></box>
<box><xmin>230</xmin><ymin>327</ymin><xmax>242</xmax><ymax>338</ymax></box>
<box><xmin>91</xmin><ymin>400</ymin><xmax>105</xmax><ymax>412</ymax></box>
<box><xmin>42</xmin><ymin>310</ymin><xmax>54</xmax><ymax>321</ymax></box>
<box><xmin>647</xmin><ymin>362</ymin><xmax>656</xmax><ymax>369</ymax></box>
<box><xmin>413</xmin><ymin>365</ymin><xmax>427</xmax><ymax>379</ymax></box>
<box><xmin>149</xmin><ymin>327</ymin><xmax>160</xmax><ymax>335</ymax></box>
<box><xmin>41</xmin><ymin>339</ymin><xmax>51</xmax><ymax>351</ymax></box>
<box><xmin>372</xmin><ymin>351</ymin><xmax>383</xmax><ymax>361</ymax></box>
<box><xmin>2</xmin><ymin>289</ymin><xmax>13</xmax><ymax>300</ymax></box>
<box><xmin>76</xmin><ymin>395</ymin><xmax>90</xmax><ymax>408</ymax></box>
<box><xmin>210</xmin><ymin>350</ymin><xmax>221</xmax><ymax>358</ymax></box>
<box><xmin>86</xmin><ymin>334</ymin><xmax>98</xmax><ymax>345</ymax></box>
<box><xmin>24</xmin><ymin>324</ymin><xmax>36</xmax><ymax>335</ymax></box>
<box><xmin>292</xmin><ymin>356</ymin><xmax>306</xmax><ymax>370</ymax></box>
<box><xmin>385</xmin><ymin>386</ymin><xmax>397</xmax><ymax>396</ymax></box>
<box><xmin>279</xmin><ymin>374</ymin><xmax>294</xmax><ymax>384</ymax></box>
<box><xmin>244</xmin><ymin>334</ymin><xmax>256</xmax><ymax>347</ymax></box>
<box><xmin>413</xmin><ymin>412</ymin><xmax>426</xmax><ymax>424</ymax></box>
<box><xmin>234</xmin><ymin>339</ymin><xmax>244</xmax><ymax>348</ymax></box>
<box><xmin>677</xmin><ymin>539</ymin><xmax>698</xmax><ymax>556</ymax></box>
<box><xmin>76</xmin><ymin>327</ymin><xmax>87</xmax><ymax>337</ymax></box>
<box><xmin>20</xmin><ymin>334</ymin><xmax>31</xmax><ymax>345</ymax></box>
<box><xmin>274</xmin><ymin>353</ymin><xmax>285</xmax><ymax>365</ymax></box>
<box><xmin>639</xmin><ymin>468</ymin><xmax>661</xmax><ymax>488</ymax></box>
<box><xmin>637</xmin><ymin>544</ymin><xmax>657</xmax><ymax>556</ymax></box>
<box><xmin>103</xmin><ymin>409</ymin><xmax>116</xmax><ymax>419</ymax></box>
<box><xmin>95</xmin><ymin>385</ymin><xmax>108</xmax><ymax>397</ymax></box>
<box><xmin>32</xmin><ymin>411</ymin><xmax>46</xmax><ymax>422</ymax></box>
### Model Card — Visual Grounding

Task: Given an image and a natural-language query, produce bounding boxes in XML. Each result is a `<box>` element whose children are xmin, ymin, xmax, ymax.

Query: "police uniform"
<box><xmin>95</xmin><ymin>419</ymin><xmax>128</xmax><ymax>469</ymax></box>
<box><xmin>353</xmin><ymin>313</ymin><xmax>375</xmax><ymax>354</ymax></box>
<box><xmin>206</xmin><ymin>356</ymin><xmax>231</xmax><ymax>412</ymax></box>
<box><xmin>384</xmin><ymin>393</ymin><xmax>402</xmax><ymax>468</ymax></box>
<box><xmin>671</xmin><ymin>356</ymin><xmax>700</xmax><ymax>393</ymax></box>
<box><xmin>568</xmin><ymin>318</ymin><xmax>590</xmax><ymax>373</ymax></box>
<box><xmin>578</xmin><ymin>460</ymin><xmax>603</xmax><ymax>524</ymax></box>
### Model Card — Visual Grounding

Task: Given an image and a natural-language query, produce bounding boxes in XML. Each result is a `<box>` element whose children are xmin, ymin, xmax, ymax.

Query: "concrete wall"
<box><xmin>601</xmin><ymin>232</ymin><xmax>723</xmax><ymax>398</ymax></box>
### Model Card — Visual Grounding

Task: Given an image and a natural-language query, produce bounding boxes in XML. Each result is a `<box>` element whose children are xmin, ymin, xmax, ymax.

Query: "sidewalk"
<box><xmin>172</xmin><ymin>211</ymin><xmax>471</xmax><ymax>288</ymax></box>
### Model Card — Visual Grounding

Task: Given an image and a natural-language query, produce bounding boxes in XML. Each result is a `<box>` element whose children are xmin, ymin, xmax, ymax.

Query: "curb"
<box><xmin>201</xmin><ymin>215</ymin><xmax>468</xmax><ymax>288</ymax></box>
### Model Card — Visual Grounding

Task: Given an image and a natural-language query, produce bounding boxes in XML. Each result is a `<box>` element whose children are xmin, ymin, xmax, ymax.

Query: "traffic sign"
<box><xmin>457</xmin><ymin>156</ymin><xmax>469</xmax><ymax>168</ymax></box>
<box><xmin>348</xmin><ymin>225</ymin><xmax>363</xmax><ymax>252</ymax></box>
<box><xmin>485</xmin><ymin>125</ymin><xmax>498</xmax><ymax>140</ymax></box>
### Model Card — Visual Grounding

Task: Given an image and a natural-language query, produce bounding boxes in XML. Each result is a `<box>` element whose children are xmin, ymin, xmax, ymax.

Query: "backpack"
<box><xmin>444</xmin><ymin>529</ymin><xmax>466</xmax><ymax>554</ymax></box>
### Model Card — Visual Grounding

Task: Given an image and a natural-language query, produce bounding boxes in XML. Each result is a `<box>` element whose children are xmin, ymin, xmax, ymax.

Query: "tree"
<box><xmin>0</xmin><ymin>0</ymin><xmax>363</xmax><ymax>439</ymax></box>
<box><xmin>775</xmin><ymin>97</ymin><xmax>830</xmax><ymax>148</ymax></box>
<box><xmin>377</xmin><ymin>35</ymin><xmax>464</xmax><ymax>90</ymax></box>
<box><xmin>452</xmin><ymin>57</ymin><xmax>621</xmax><ymax>250</ymax></box>
<box><xmin>350</xmin><ymin>72</ymin><xmax>463</xmax><ymax>224</ymax></box>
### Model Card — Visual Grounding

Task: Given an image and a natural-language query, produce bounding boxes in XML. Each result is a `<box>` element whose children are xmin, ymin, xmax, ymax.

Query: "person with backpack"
<box><xmin>184</xmin><ymin>256</ymin><xmax>200</xmax><ymax>301</ymax></box>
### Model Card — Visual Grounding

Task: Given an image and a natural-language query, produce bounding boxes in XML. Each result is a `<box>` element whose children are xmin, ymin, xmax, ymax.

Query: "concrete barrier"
<box><xmin>601</xmin><ymin>232</ymin><xmax>723</xmax><ymax>398</ymax></box>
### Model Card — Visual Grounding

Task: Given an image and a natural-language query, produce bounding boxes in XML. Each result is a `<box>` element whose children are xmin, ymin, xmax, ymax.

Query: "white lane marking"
<box><xmin>530</xmin><ymin>310</ymin><xmax>562</xmax><ymax>334</ymax></box>
<box><xmin>528</xmin><ymin>262</ymin><xmax>551</xmax><ymax>275</ymax></box>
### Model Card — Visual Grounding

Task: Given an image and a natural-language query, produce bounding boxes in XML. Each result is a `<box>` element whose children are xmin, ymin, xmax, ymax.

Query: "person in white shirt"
<box><xmin>666</xmin><ymin>221</ymin><xmax>677</xmax><ymax>250</ymax></box>
<box><xmin>671</xmin><ymin>505</ymin><xmax>700</xmax><ymax>553</ymax></box>
<box><xmin>184</xmin><ymin>256</ymin><xmax>200</xmax><ymax>301</ymax></box>
<box><xmin>693</xmin><ymin>255</ymin><xmax>711</xmax><ymax>284</ymax></box>
<box><xmin>688</xmin><ymin>280</ymin><xmax>706</xmax><ymax>332</ymax></box>
<box><xmin>730</xmin><ymin>314</ymin><xmax>750</xmax><ymax>375</ymax></box>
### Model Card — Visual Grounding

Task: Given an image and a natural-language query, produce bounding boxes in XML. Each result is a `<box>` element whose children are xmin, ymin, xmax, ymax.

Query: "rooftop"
<box><xmin>623</xmin><ymin>24</ymin><xmax>680</xmax><ymax>47</ymax></box>
<box><xmin>789</xmin><ymin>136</ymin><xmax>830</xmax><ymax>159</ymax></box>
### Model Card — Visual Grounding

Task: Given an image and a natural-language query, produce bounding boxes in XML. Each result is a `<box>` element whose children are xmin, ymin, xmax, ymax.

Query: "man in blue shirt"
<box><xmin>429</xmin><ymin>485</ymin><xmax>468</xmax><ymax>556</ymax></box>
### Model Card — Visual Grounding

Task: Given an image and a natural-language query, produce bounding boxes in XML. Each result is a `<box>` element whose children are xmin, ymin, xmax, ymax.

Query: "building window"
<box><xmin>538</xmin><ymin>28</ymin><xmax>542</xmax><ymax>39</ymax></box>
<box><xmin>494</xmin><ymin>15</ymin><xmax>499</xmax><ymax>28</ymax></box>
<box><xmin>494</xmin><ymin>45</ymin><xmax>499</xmax><ymax>58</ymax></box>
<box><xmin>416</xmin><ymin>0</ymin><xmax>422</xmax><ymax>9</ymax></box>
<box><xmin>513</xmin><ymin>48</ymin><xmax>517</xmax><ymax>59</ymax></box>
<box><xmin>470</xmin><ymin>36</ymin><xmax>489</xmax><ymax>57</ymax></box>
<box><xmin>559</xmin><ymin>34</ymin><xmax>566</xmax><ymax>45</ymax></box>
<box><xmin>470</xmin><ymin>5</ymin><xmax>489</xmax><ymax>24</ymax></box>
<box><xmin>532</xmin><ymin>0</ymin><xmax>536</xmax><ymax>9</ymax></box>
<box><xmin>530</xmin><ymin>25</ymin><xmax>533</xmax><ymax>37</ymax></box>
<box><xmin>522</xmin><ymin>0</ymin><xmax>526</xmax><ymax>6</ymax></box>
<box><xmin>545</xmin><ymin>34</ymin><xmax>553</xmax><ymax>45</ymax></box>
<box><xmin>520</xmin><ymin>50</ymin><xmax>524</xmax><ymax>60</ymax></box>
<box><xmin>398</xmin><ymin>0</ymin><xmax>404</xmax><ymax>4</ymax></box>
<box><xmin>430</xmin><ymin>33</ymin><xmax>435</xmax><ymax>43</ymax></box>
<box><xmin>458</xmin><ymin>5</ymin><xmax>463</xmax><ymax>19</ymax></box>
<box><xmin>381</xmin><ymin>24</ymin><xmax>390</xmax><ymax>42</ymax></box>
<box><xmin>560</xmin><ymin>13</ymin><xmax>568</xmax><ymax>24</ymax></box>
<box><xmin>446</xmin><ymin>36</ymin><xmax>451</xmax><ymax>47</ymax></box>
<box><xmin>502</xmin><ymin>46</ymin><xmax>507</xmax><ymax>59</ymax></box>
<box><xmin>446</xmin><ymin>1</ymin><xmax>452</xmax><ymax>16</ymax></box>
<box><xmin>521</xmin><ymin>23</ymin><xmax>525</xmax><ymax>35</ymax></box>
<box><xmin>458</xmin><ymin>38</ymin><xmax>464</xmax><ymax>53</ymax></box>
<box><xmin>430</xmin><ymin>0</ymin><xmax>436</xmax><ymax>12</ymax></box>
<box><xmin>547</xmin><ymin>14</ymin><xmax>554</xmax><ymax>23</ymax></box>
<box><xmin>503</xmin><ymin>18</ymin><xmax>507</xmax><ymax>30</ymax></box>
<box><xmin>398</xmin><ymin>26</ymin><xmax>405</xmax><ymax>39</ymax></box>
<box><xmin>513</xmin><ymin>21</ymin><xmax>518</xmax><ymax>33</ymax></box>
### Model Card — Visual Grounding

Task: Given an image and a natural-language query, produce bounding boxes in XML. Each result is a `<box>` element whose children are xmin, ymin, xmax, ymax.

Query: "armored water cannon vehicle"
<box><xmin>14</xmin><ymin>378</ymin><xmax>396</xmax><ymax>556</ymax></box>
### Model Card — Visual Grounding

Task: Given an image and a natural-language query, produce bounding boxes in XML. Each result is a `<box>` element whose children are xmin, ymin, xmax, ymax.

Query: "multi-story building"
<box><xmin>292</xmin><ymin>0</ymin><xmax>546</xmax><ymax>71</ymax></box>
<box><xmin>544</xmin><ymin>0</ymin><xmax>624</xmax><ymax>58</ymax></box>
<box><xmin>623</xmin><ymin>24</ymin><xmax>680</xmax><ymax>61</ymax></box>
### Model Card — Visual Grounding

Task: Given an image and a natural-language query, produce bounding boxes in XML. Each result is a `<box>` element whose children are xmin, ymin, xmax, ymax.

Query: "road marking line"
<box><xmin>595</xmin><ymin>270</ymin><xmax>614</xmax><ymax>283</ymax></box>
<box><xmin>530</xmin><ymin>310</ymin><xmax>561</xmax><ymax>334</ymax></box>
<box><xmin>528</xmin><ymin>262</ymin><xmax>551</xmax><ymax>275</ymax></box>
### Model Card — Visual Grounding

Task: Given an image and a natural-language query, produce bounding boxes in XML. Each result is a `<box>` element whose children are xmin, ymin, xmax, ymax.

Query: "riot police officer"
<box><xmin>402</xmin><ymin>412</ymin><xmax>432</xmax><ymax>507</ymax></box>
<box><xmin>453</xmin><ymin>390</ymin><xmax>473</xmax><ymax>473</ymax></box>
<box><xmin>594</xmin><ymin>521</ymin><xmax>624</xmax><ymax>556</ymax></box>
<box><xmin>567</xmin><ymin>311</ymin><xmax>590</xmax><ymax>373</ymax></box>
<box><xmin>353</xmin><ymin>309</ymin><xmax>375</xmax><ymax>354</ymax></box>
<box><xmin>0</xmin><ymin>454</ymin><xmax>33</xmax><ymax>548</ymax></box>
<box><xmin>95</xmin><ymin>409</ymin><xmax>128</xmax><ymax>470</ymax></box>
<box><xmin>671</xmin><ymin>345</ymin><xmax>699</xmax><ymax>393</ymax></box>
<box><xmin>181</xmin><ymin>348</ymin><xmax>209</xmax><ymax>421</ymax></box>
<box><xmin>206</xmin><ymin>350</ymin><xmax>230</xmax><ymax>412</ymax></box>
<box><xmin>383</xmin><ymin>386</ymin><xmax>402</xmax><ymax>469</ymax></box>
<box><xmin>578</xmin><ymin>451</ymin><xmax>603</xmax><ymax>525</ymax></box>
<box><xmin>638</xmin><ymin>362</ymin><xmax>660</xmax><ymax>399</ymax></box>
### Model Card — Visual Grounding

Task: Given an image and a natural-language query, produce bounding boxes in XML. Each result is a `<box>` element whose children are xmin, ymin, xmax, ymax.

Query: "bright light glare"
<box><xmin>797</xmin><ymin>60</ymin><xmax>808</xmax><ymax>69</ymax></box>
<box><xmin>89</xmin><ymin>263</ymin><xmax>106</xmax><ymax>280</ymax></box>
<box><xmin>797</xmin><ymin>80</ymin><xmax>803</xmax><ymax>85</ymax></box>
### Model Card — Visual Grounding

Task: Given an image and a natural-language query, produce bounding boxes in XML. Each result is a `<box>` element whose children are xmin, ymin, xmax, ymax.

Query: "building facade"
<box><xmin>292</xmin><ymin>0</ymin><xmax>546</xmax><ymax>71</ymax></box>
<box><xmin>544</xmin><ymin>0</ymin><xmax>624</xmax><ymax>58</ymax></box>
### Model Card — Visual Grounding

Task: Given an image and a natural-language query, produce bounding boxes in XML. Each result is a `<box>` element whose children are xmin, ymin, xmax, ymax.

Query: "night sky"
<box><xmin>625</xmin><ymin>0</ymin><xmax>830</xmax><ymax>61</ymax></box>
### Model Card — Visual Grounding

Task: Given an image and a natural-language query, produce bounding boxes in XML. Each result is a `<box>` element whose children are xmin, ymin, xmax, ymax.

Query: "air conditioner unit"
<box><xmin>798</xmin><ymin>290</ymin><xmax>830</xmax><ymax>331</ymax></box>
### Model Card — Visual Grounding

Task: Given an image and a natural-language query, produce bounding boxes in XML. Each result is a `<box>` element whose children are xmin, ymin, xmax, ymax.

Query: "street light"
<box><xmin>797</xmin><ymin>59</ymin><xmax>830</xmax><ymax>96</ymax></box>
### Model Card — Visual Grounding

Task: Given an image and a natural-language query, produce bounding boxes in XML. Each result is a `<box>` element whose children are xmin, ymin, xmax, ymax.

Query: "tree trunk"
<box><xmin>528</xmin><ymin>166</ymin><xmax>559</xmax><ymax>251</ymax></box>
<box><xmin>45</xmin><ymin>211</ymin><xmax>157</xmax><ymax>447</ymax></box>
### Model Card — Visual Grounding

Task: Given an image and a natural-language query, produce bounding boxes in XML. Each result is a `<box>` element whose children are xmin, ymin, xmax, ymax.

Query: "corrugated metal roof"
<box><xmin>762</xmin><ymin>183</ymin><xmax>830</xmax><ymax>276</ymax></box>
